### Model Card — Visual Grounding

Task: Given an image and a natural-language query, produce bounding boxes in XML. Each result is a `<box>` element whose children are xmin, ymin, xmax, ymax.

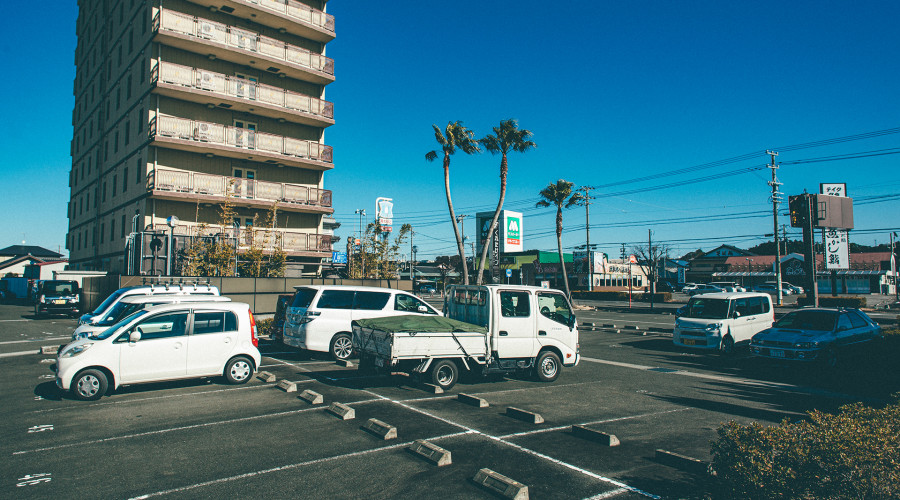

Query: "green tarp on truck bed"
<box><xmin>352</xmin><ymin>315</ymin><xmax>487</xmax><ymax>334</ymax></box>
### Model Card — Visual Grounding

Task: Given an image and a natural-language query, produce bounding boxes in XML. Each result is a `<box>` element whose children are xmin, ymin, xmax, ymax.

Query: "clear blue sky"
<box><xmin>3</xmin><ymin>1</ymin><xmax>899</xmax><ymax>261</ymax></box>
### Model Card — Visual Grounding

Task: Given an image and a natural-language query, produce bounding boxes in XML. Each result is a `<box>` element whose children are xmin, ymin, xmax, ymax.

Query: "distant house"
<box><xmin>685</xmin><ymin>245</ymin><xmax>755</xmax><ymax>284</ymax></box>
<box><xmin>0</xmin><ymin>245</ymin><xmax>63</xmax><ymax>261</ymax></box>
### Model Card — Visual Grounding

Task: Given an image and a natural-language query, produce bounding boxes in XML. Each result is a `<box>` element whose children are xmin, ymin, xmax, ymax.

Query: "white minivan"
<box><xmin>673</xmin><ymin>292</ymin><xmax>774</xmax><ymax>354</ymax></box>
<box><xmin>72</xmin><ymin>295</ymin><xmax>232</xmax><ymax>340</ymax></box>
<box><xmin>283</xmin><ymin>285</ymin><xmax>440</xmax><ymax>360</ymax></box>
<box><xmin>78</xmin><ymin>283</ymin><xmax>220</xmax><ymax>326</ymax></box>
<box><xmin>57</xmin><ymin>302</ymin><xmax>261</xmax><ymax>401</ymax></box>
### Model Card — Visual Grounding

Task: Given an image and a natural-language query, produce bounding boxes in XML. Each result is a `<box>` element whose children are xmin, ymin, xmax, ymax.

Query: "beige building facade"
<box><xmin>67</xmin><ymin>0</ymin><xmax>335</xmax><ymax>275</ymax></box>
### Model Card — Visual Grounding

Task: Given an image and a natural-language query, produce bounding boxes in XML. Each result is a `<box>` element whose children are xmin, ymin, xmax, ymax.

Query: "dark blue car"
<box><xmin>749</xmin><ymin>308</ymin><xmax>882</xmax><ymax>368</ymax></box>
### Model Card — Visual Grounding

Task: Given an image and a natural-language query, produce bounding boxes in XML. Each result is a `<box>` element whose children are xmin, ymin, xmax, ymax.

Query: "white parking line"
<box><xmin>0</xmin><ymin>319</ymin><xmax>30</xmax><ymax>322</ymax></box>
<box><xmin>127</xmin><ymin>430</ymin><xmax>475</xmax><ymax>499</ymax></box>
<box><xmin>0</xmin><ymin>336</ymin><xmax>69</xmax><ymax>345</ymax></box>
<box><xmin>0</xmin><ymin>350</ymin><xmax>43</xmax><ymax>358</ymax></box>
<box><xmin>584</xmin><ymin>487</ymin><xmax>629</xmax><ymax>499</ymax></box>
<box><xmin>499</xmin><ymin>407</ymin><xmax>692</xmax><ymax>439</ymax></box>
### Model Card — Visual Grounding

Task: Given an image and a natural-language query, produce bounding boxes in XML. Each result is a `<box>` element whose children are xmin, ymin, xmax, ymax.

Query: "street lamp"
<box><xmin>746</xmin><ymin>257</ymin><xmax>753</xmax><ymax>290</ymax></box>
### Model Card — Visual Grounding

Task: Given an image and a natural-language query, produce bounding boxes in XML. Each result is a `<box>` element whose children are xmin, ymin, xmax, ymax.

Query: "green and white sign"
<box><xmin>502</xmin><ymin>211</ymin><xmax>523</xmax><ymax>252</ymax></box>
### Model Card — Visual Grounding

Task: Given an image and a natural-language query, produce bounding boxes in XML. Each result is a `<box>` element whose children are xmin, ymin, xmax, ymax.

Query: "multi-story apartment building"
<box><xmin>66</xmin><ymin>0</ymin><xmax>335</xmax><ymax>276</ymax></box>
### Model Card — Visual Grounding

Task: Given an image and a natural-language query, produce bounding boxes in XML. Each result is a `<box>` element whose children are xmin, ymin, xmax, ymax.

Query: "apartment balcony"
<box><xmin>154</xmin><ymin>9</ymin><xmax>334</xmax><ymax>85</ymax></box>
<box><xmin>187</xmin><ymin>0</ymin><xmax>335</xmax><ymax>42</ymax></box>
<box><xmin>148</xmin><ymin>167</ymin><xmax>333</xmax><ymax>214</ymax></box>
<box><xmin>152</xmin><ymin>223</ymin><xmax>332</xmax><ymax>257</ymax></box>
<box><xmin>149</xmin><ymin>114</ymin><xmax>333</xmax><ymax>170</ymax></box>
<box><xmin>152</xmin><ymin>61</ymin><xmax>334</xmax><ymax>127</ymax></box>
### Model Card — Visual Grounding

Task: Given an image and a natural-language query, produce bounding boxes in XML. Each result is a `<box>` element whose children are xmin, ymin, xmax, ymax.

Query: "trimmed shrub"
<box><xmin>796</xmin><ymin>296</ymin><xmax>867</xmax><ymax>308</ymax></box>
<box><xmin>255</xmin><ymin>318</ymin><xmax>273</xmax><ymax>336</ymax></box>
<box><xmin>710</xmin><ymin>397</ymin><xmax>900</xmax><ymax>499</ymax></box>
<box><xmin>572</xmin><ymin>291</ymin><xmax>672</xmax><ymax>302</ymax></box>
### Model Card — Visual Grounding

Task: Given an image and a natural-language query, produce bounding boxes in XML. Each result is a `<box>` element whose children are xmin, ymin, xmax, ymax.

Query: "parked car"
<box><xmin>709</xmin><ymin>282</ymin><xmax>746</xmax><ymax>293</ymax></box>
<box><xmin>779</xmin><ymin>282</ymin><xmax>804</xmax><ymax>294</ymax></box>
<box><xmin>79</xmin><ymin>283</ymin><xmax>220</xmax><ymax>326</ymax></box>
<box><xmin>749</xmin><ymin>308</ymin><xmax>882</xmax><ymax>368</ymax></box>
<box><xmin>283</xmin><ymin>285</ymin><xmax>441</xmax><ymax>361</ymax></box>
<box><xmin>680</xmin><ymin>283</ymin><xmax>700</xmax><ymax>294</ymax></box>
<box><xmin>34</xmin><ymin>280</ymin><xmax>81</xmax><ymax>318</ymax></box>
<box><xmin>752</xmin><ymin>283</ymin><xmax>791</xmax><ymax>295</ymax></box>
<box><xmin>656</xmin><ymin>281</ymin><xmax>675</xmax><ymax>293</ymax></box>
<box><xmin>71</xmin><ymin>295</ymin><xmax>233</xmax><ymax>340</ymax></box>
<box><xmin>56</xmin><ymin>302</ymin><xmax>261</xmax><ymax>401</ymax></box>
<box><xmin>673</xmin><ymin>292</ymin><xmax>774</xmax><ymax>354</ymax></box>
<box><xmin>687</xmin><ymin>284</ymin><xmax>724</xmax><ymax>296</ymax></box>
<box><xmin>269</xmin><ymin>294</ymin><xmax>293</xmax><ymax>342</ymax></box>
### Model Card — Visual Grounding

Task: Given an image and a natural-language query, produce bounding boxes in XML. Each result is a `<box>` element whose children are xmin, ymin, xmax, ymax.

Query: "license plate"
<box><xmin>374</xmin><ymin>357</ymin><xmax>384</xmax><ymax>367</ymax></box>
<box><xmin>769</xmin><ymin>349</ymin><xmax>784</xmax><ymax>358</ymax></box>
<box><xmin>53</xmin><ymin>300</ymin><xmax>66</xmax><ymax>305</ymax></box>
<box><xmin>683</xmin><ymin>339</ymin><xmax>699</xmax><ymax>346</ymax></box>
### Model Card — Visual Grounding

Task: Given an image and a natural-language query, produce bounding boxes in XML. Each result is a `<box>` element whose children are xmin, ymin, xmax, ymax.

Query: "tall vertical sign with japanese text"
<box><xmin>820</xmin><ymin>184</ymin><xmax>849</xmax><ymax>270</ymax></box>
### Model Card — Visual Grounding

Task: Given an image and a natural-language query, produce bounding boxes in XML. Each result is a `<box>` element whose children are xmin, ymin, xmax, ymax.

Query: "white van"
<box><xmin>283</xmin><ymin>285</ymin><xmax>440</xmax><ymax>360</ymax></box>
<box><xmin>72</xmin><ymin>295</ymin><xmax>232</xmax><ymax>340</ymax></box>
<box><xmin>79</xmin><ymin>283</ymin><xmax>220</xmax><ymax>326</ymax></box>
<box><xmin>673</xmin><ymin>292</ymin><xmax>774</xmax><ymax>354</ymax></box>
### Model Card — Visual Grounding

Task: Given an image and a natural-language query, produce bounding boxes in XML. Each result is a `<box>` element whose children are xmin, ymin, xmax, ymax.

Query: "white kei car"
<box><xmin>56</xmin><ymin>302</ymin><xmax>261</xmax><ymax>401</ymax></box>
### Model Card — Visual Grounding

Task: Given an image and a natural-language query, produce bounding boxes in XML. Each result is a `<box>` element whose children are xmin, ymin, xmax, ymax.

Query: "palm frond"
<box><xmin>425</xmin><ymin>150</ymin><xmax>439</xmax><ymax>162</ymax></box>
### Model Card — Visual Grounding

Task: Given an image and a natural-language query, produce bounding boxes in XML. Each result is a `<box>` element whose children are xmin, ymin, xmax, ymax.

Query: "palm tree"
<box><xmin>426</xmin><ymin>121</ymin><xmax>481</xmax><ymax>284</ymax></box>
<box><xmin>475</xmin><ymin>119</ymin><xmax>536</xmax><ymax>285</ymax></box>
<box><xmin>536</xmin><ymin>179</ymin><xmax>584</xmax><ymax>299</ymax></box>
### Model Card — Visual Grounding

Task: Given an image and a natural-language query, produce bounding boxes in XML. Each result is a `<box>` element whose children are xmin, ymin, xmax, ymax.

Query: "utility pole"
<box><xmin>410</xmin><ymin>229</ymin><xmax>415</xmax><ymax>286</ymax></box>
<box><xmin>648</xmin><ymin>229</ymin><xmax>654</xmax><ymax>311</ymax></box>
<box><xmin>767</xmin><ymin>150</ymin><xmax>784</xmax><ymax>306</ymax></box>
<box><xmin>580</xmin><ymin>186</ymin><xmax>595</xmax><ymax>291</ymax></box>
<box><xmin>354</xmin><ymin>209</ymin><xmax>366</xmax><ymax>278</ymax></box>
<box><xmin>891</xmin><ymin>231</ymin><xmax>898</xmax><ymax>303</ymax></box>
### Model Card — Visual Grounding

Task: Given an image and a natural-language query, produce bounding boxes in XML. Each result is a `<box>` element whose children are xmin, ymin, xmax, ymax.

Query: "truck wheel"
<box><xmin>330</xmin><ymin>333</ymin><xmax>353</xmax><ymax>361</ymax></box>
<box><xmin>535</xmin><ymin>351</ymin><xmax>561</xmax><ymax>382</ymax></box>
<box><xmin>430</xmin><ymin>359</ymin><xmax>458</xmax><ymax>390</ymax></box>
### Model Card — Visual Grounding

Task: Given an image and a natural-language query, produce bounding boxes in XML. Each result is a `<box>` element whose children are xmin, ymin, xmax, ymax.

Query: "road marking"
<box><xmin>127</xmin><ymin>430</ymin><xmax>474</xmax><ymax>499</ymax></box>
<box><xmin>579</xmin><ymin>356</ymin><xmax>868</xmax><ymax>401</ymax></box>
<box><xmin>28</xmin><ymin>425</ymin><xmax>54</xmax><ymax>433</ymax></box>
<box><xmin>15</xmin><ymin>397</ymin><xmax>384</xmax><ymax>456</ymax></box>
<box><xmin>0</xmin><ymin>336</ymin><xmax>70</xmax><ymax>345</ymax></box>
<box><xmin>584</xmin><ymin>487</ymin><xmax>629</xmax><ymax>499</ymax></box>
<box><xmin>16</xmin><ymin>473</ymin><xmax>51</xmax><ymax>487</ymax></box>
<box><xmin>0</xmin><ymin>319</ymin><xmax>30</xmax><ymax>322</ymax></box>
<box><xmin>0</xmin><ymin>350</ymin><xmax>43</xmax><ymax>358</ymax></box>
<box><xmin>499</xmin><ymin>408</ymin><xmax>692</xmax><ymax>439</ymax></box>
<box><xmin>263</xmin><ymin>356</ymin><xmax>314</xmax><ymax>373</ymax></box>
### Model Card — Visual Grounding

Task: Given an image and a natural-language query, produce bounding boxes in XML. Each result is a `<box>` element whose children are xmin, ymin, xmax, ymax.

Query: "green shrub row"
<box><xmin>710</xmin><ymin>397</ymin><xmax>900</xmax><ymax>499</ymax></box>
<box><xmin>796</xmin><ymin>296</ymin><xmax>867</xmax><ymax>308</ymax></box>
<box><xmin>572</xmin><ymin>291</ymin><xmax>672</xmax><ymax>303</ymax></box>
<box><xmin>255</xmin><ymin>318</ymin><xmax>274</xmax><ymax>336</ymax></box>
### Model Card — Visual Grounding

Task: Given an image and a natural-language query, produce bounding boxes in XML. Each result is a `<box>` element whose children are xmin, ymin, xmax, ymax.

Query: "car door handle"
<box><xmin>174</xmin><ymin>342</ymin><xmax>182</xmax><ymax>349</ymax></box>
<box><xmin>499</xmin><ymin>331</ymin><xmax>509</xmax><ymax>336</ymax></box>
<box><xmin>538</xmin><ymin>330</ymin><xmax>547</xmax><ymax>336</ymax></box>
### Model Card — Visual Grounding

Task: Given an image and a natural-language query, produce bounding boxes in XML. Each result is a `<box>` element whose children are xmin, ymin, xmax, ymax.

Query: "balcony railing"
<box><xmin>149</xmin><ymin>167</ymin><xmax>332</xmax><ymax>208</ymax></box>
<box><xmin>239</xmin><ymin>0</ymin><xmax>334</xmax><ymax>33</ymax></box>
<box><xmin>152</xmin><ymin>223</ymin><xmax>332</xmax><ymax>253</ymax></box>
<box><xmin>155</xmin><ymin>9</ymin><xmax>334</xmax><ymax>77</ymax></box>
<box><xmin>150</xmin><ymin>114</ymin><xmax>333</xmax><ymax>164</ymax></box>
<box><xmin>153</xmin><ymin>61</ymin><xmax>334</xmax><ymax>121</ymax></box>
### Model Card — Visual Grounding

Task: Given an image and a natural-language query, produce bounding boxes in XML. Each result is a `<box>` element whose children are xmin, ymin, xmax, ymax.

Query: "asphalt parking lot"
<box><xmin>2</xmin><ymin>301</ymin><xmax>897</xmax><ymax>499</ymax></box>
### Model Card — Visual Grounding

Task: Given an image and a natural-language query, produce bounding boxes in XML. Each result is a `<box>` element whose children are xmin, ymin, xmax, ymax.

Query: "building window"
<box><xmin>86</xmin><ymin>191</ymin><xmax>90</xmax><ymax>210</ymax></box>
<box><xmin>110</xmin><ymin>219</ymin><xmax>116</xmax><ymax>241</ymax></box>
<box><xmin>77</xmin><ymin>232</ymin><xmax>81</xmax><ymax>251</ymax></box>
<box><xmin>114</xmin><ymin>131</ymin><xmax>119</xmax><ymax>153</ymax></box>
<box><xmin>116</xmin><ymin>88</ymin><xmax>121</xmax><ymax>110</ymax></box>
<box><xmin>140</xmin><ymin>59</ymin><xmax>146</xmax><ymax>83</ymax></box>
<box><xmin>128</xmin><ymin>29</ymin><xmax>133</xmax><ymax>54</ymax></box>
<box><xmin>125</xmin><ymin>120</ymin><xmax>130</xmax><ymax>145</ymax></box>
<box><xmin>117</xmin><ymin>45</ymin><xmax>122</xmax><ymax>67</ymax></box>
<box><xmin>112</xmin><ymin>174</ymin><xmax>118</xmax><ymax>196</ymax></box>
<box><xmin>123</xmin><ymin>168</ymin><xmax>128</xmax><ymax>192</ymax></box>
<box><xmin>121</xmin><ymin>214</ymin><xmax>127</xmax><ymax>238</ymax></box>
<box><xmin>126</xmin><ymin>75</ymin><xmax>132</xmax><ymax>99</ymax></box>
<box><xmin>100</xmin><ymin>223</ymin><xmax>105</xmax><ymax>244</ymax></box>
<box><xmin>135</xmin><ymin>157</ymin><xmax>141</xmax><ymax>184</ymax></box>
<box><xmin>102</xmin><ymin>182</ymin><xmax>107</xmax><ymax>202</ymax></box>
<box><xmin>94</xmin><ymin>187</ymin><xmax>98</xmax><ymax>207</ymax></box>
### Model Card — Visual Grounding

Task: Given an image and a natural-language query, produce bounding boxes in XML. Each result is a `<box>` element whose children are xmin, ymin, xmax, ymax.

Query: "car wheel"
<box><xmin>430</xmin><ymin>359</ymin><xmax>458</xmax><ymax>390</ymax></box>
<box><xmin>720</xmin><ymin>335</ymin><xmax>735</xmax><ymax>355</ymax></box>
<box><xmin>72</xmin><ymin>369</ymin><xmax>108</xmax><ymax>401</ymax></box>
<box><xmin>224</xmin><ymin>356</ymin><xmax>254</xmax><ymax>384</ymax></box>
<box><xmin>535</xmin><ymin>351</ymin><xmax>561</xmax><ymax>382</ymax></box>
<box><xmin>330</xmin><ymin>333</ymin><xmax>353</xmax><ymax>361</ymax></box>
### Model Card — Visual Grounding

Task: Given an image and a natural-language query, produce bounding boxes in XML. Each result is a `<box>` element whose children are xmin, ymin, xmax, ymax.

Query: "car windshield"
<box><xmin>774</xmin><ymin>310</ymin><xmax>837</xmax><ymax>332</ymax></box>
<box><xmin>96</xmin><ymin>301</ymin><xmax>147</xmax><ymax>326</ymax></box>
<box><xmin>291</xmin><ymin>288</ymin><xmax>317</xmax><ymax>308</ymax></box>
<box><xmin>92</xmin><ymin>310</ymin><xmax>149</xmax><ymax>340</ymax></box>
<box><xmin>40</xmin><ymin>281</ymin><xmax>77</xmax><ymax>295</ymax></box>
<box><xmin>683</xmin><ymin>298</ymin><xmax>730</xmax><ymax>319</ymax></box>
<box><xmin>91</xmin><ymin>288</ymin><xmax>129</xmax><ymax>315</ymax></box>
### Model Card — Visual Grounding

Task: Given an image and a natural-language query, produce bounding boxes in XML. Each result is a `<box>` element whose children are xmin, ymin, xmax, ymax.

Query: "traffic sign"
<box><xmin>506</xmin><ymin>269</ymin><xmax>512</xmax><ymax>278</ymax></box>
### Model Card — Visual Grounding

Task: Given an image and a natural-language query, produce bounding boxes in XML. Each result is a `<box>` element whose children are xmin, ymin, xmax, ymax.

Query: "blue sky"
<box><xmin>2</xmin><ymin>1</ymin><xmax>899</xmax><ymax>261</ymax></box>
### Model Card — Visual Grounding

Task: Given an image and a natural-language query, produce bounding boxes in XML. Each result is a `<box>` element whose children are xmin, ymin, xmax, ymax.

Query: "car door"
<box><xmin>351</xmin><ymin>291</ymin><xmax>392</xmax><ymax>322</ymax></box>
<box><xmin>186</xmin><ymin>309</ymin><xmax>239</xmax><ymax>376</ymax></box>
<box><xmin>535</xmin><ymin>291</ymin><xmax>577</xmax><ymax>350</ymax></box>
<box><xmin>117</xmin><ymin>311</ymin><xmax>189</xmax><ymax>384</ymax></box>
<box><xmin>394</xmin><ymin>293</ymin><xmax>438</xmax><ymax>316</ymax></box>
<box><xmin>495</xmin><ymin>290</ymin><xmax>535</xmax><ymax>358</ymax></box>
<box><xmin>728</xmin><ymin>297</ymin><xmax>755</xmax><ymax>343</ymax></box>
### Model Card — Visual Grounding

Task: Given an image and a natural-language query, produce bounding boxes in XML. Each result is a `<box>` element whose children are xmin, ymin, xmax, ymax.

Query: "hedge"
<box><xmin>572</xmin><ymin>291</ymin><xmax>672</xmax><ymax>303</ymax></box>
<box><xmin>710</xmin><ymin>397</ymin><xmax>900</xmax><ymax>499</ymax></box>
<box><xmin>796</xmin><ymin>296</ymin><xmax>867</xmax><ymax>308</ymax></box>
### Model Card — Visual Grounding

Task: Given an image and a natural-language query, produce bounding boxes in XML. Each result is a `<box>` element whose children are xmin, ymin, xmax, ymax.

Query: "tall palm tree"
<box><xmin>425</xmin><ymin>121</ymin><xmax>481</xmax><ymax>284</ymax></box>
<box><xmin>475</xmin><ymin>119</ymin><xmax>536</xmax><ymax>285</ymax></box>
<box><xmin>536</xmin><ymin>179</ymin><xmax>584</xmax><ymax>299</ymax></box>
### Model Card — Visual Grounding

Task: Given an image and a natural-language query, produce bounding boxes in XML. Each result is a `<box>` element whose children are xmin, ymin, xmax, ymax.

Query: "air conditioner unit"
<box><xmin>199</xmin><ymin>71</ymin><xmax>215</xmax><ymax>90</ymax></box>
<box><xmin>196</xmin><ymin>122</ymin><xmax>211</xmax><ymax>141</ymax></box>
<box><xmin>199</xmin><ymin>22</ymin><xmax>215</xmax><ymax>39</ymax></box>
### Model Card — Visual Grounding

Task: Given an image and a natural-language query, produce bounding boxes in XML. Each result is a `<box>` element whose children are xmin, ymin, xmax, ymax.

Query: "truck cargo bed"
<box><xmin>352</xmin><ymin>316</ymin><xmax>489</xmax><ymax>362</ymax></box>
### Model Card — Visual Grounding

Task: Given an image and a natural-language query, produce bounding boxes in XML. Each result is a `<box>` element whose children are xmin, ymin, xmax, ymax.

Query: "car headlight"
<box><xmin>704</xmin><ymin>323</ymin><xmax>722</xmax><ymax>333</ymax></box>
<box><xmin>68</xmin><ymin>297</ymin><xmax>79</xmax><ymax>303</ymax></box>
<box><xmin>39</xmin><ymin>295</ymin><xmax>46</xmax><ymax>304</ymax></box>
<box><xmin>61</xmin><ymin>343</ymin><xmax>93</xmax><ymax>358</ymax></box>
<box><xmin>794</xmin><ymin>341</ymin><xmax>820</xmax><ymax>349</ymax></box>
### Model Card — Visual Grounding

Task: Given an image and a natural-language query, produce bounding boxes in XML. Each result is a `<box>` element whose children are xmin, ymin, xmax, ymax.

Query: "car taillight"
<box><xmin>249</xmin><ymin>310</ymin><xmax>258</xmax><ymax>347</ymax></box>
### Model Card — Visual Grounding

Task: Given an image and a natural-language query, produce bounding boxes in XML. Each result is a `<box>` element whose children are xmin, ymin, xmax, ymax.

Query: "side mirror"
<box><xmin>129</xmin><ymin>329</ymin><xmax>142</xmax><ymax>343</ymax></box>
<box><xmin>417</xmin><ymin>305</ymin><xmax>428</xmax><ymax>313</ymax></box>
<box><xmin>733</xmin><ymin>311</ymin><xmax>742</xmax><ymax>318</ymax></box>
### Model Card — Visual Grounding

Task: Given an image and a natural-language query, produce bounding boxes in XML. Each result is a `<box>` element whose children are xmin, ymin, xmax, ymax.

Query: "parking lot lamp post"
<box><xmin>166</xmin><ymin>216</ymin><xmax>178</xmax><ymax>276</ymax></box>
<box><xmin>746</xmin><ymin>258</ymin><xmax>753</xmax><ymax>290</ymax></box>
<box><xmin>355</xmin><ymin>209</ymin><xmax>366</xmax><ymax>278</ymax></box>
<box><xmin>892</xmin><ymin>232</ymin><xmax>898</xmax><ymax>302</ymax></box>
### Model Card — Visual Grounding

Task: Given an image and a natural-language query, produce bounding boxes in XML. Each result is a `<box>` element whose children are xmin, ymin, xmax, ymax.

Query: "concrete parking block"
<box><xmin>298</xmin><ymin>389</ymin><xmax>323</xmax><ymax>405</ymax></box>
<box><xmin>326</xmin><ymin>402</ymin><xmax>355</xmax><ymax>420</ymax></box>
<box><xmin>336</xmin><ymin>359</ymin><xmax>354</xmax><ymax>367</ymax></box>
<box><xmin>624</xmin><ymin>325</ymin><xmax>640</xmax><ymax>330</ymax></box>
<box><xmin>654</xmin><ymin>449</ymin><xmax>710</xmax><ymax>475</ymax></box>
<box><xmin>602</xmin><ymin>324</ymin><xmax>617</xmax><ymax>328</ymax></box>
<box><xmin>570</xmin><ymin>425</ymin><xmax>620</xmax><ymax>446</ymax></box>
<box><xmin>422</xmin><ymin>383</ymin><xmax>444</xmax><ymax>394</ymax></box>
<box><xmin>40</xmin><ymin>346</ymin><xmax>58</xmax><ymax>355</ymax></box>
<box><xmin>256</xmin><ymin>371</ymin><xmax>276</xmax><ymax>383</ymax></box>
<box><xmin>361</xmin><ymin>418</ymin><xmax>397</xmax><ymax>440</ymax></box>
<box><xmin>457</xmin><ymin>393</ymin><xmax>489</xmax><ymax>408</ymax></box>
<box><xmin>407</xmin><ymin>439</ymin><xmax>452</xmax><ymax>466</ymax></box>
<box><xmin>276</xmin><ymin>380</ymin><xmax>297</xmax><ymax>392</ymax></box>
<box><xmin>473</xmin><ymin>468</ymin><xmax>529</xmax><ymax>500</ymax></box>
<box><xmin>505</xmin><ymin>407</ymin><xmax>544</xmax><ymax>424</ymax></box>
